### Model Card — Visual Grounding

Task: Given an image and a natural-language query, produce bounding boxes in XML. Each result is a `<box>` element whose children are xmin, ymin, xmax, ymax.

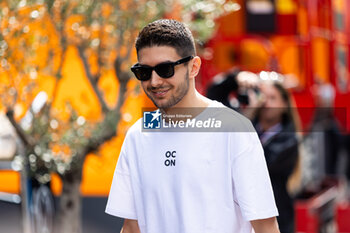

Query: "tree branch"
<box><xmin>80</xmin><ymin>79</ymin><xmax>128</xmax><ymax>158</ymax></box>
<box><xmin>56</xmin><ymin>39</ymin><xmax>67</xmax><ymax>79</ymax></box>
<box><xmin>113</xmin><ymin>57</ymin><xmax>130</xmax><ymax>111</ymax></box>
<box><xmin>124</xmin><ymin>39</ymin><xmax>135</xmax><ymax>65</ymax></box>
<box><xmin>6</xmin><ymin>110</ymin><xmax>34</xmax><ymax>148</ymax></box>
<box><xmin>76</xmin><ymin>59</ymin><xmax>130</xmax><ymax>161</ymax></box>
<box><xmin>77</xmin><ymin>45</ymin><xmax>109</xmax><ymax>113</ymax></box>
<box><xmin>46</xmin><ymin>43</ymin><xmax>67</xmax><ymax>115</ymax></box>
<box><xmin>82</xmin><ymin>119</ymin><xmax>119</xmax><ymax>157</ymax></box>
<box><xmin>7</xmin><ymin>71</ymin><xmax>18</xmax><ymax>106</ymax></box>
<box><xmin>94</xmin><ymin>19</ymin><xmax>104</xmax><ymax>83</ymax></box>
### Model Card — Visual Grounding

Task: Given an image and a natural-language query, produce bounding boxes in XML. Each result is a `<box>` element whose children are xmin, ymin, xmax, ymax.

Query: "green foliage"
<box><xmin>180</xmin><ymin>0</ymin><xmax>240</xmax><ymax>43</ymax></box>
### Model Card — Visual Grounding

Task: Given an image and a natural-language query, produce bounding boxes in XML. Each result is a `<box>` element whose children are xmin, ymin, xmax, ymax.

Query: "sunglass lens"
<box><xmin>155</xmin><ymin>63</ymin><xmax>174</xmax><ymax>78</ymax></box>
<box><xmin>132</xmin><ymin>67</ymin><xmax>152</xmax><ymax>81</ymax></box>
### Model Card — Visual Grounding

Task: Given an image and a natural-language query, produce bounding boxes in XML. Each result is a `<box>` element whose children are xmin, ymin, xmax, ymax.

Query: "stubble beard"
<box><xmin>146</xmin><ymin>70</ymin><xmax>189</xmax><ymax>110</ymax></box>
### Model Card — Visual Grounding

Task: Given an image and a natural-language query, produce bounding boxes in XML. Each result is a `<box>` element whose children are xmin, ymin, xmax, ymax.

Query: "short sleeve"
<box><xmin>231</xmin><ymin>132</ymin><xmax>279</xmax><ymax>221</ymax></box>
<box><xmin>105</xmin><ymin>142</ymin><xmax>137</xmax><ymax>220</ymax></box>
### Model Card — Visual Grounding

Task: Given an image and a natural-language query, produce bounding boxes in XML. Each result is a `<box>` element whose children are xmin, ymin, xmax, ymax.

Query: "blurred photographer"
<box><xmin>207</xmin><ymin>70</ymin><xmax>300</xmax><ymax>233</ymax></box>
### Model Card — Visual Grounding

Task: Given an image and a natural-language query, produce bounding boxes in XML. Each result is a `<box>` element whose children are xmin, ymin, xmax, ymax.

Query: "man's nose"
<box><xmin>150</xmin><ymin>70</ymin><xmax>164</xmax><ymax>87</ymax></box>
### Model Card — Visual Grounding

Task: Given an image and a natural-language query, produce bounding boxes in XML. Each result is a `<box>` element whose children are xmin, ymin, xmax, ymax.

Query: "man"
<box><xmin>106</xmin><ymin>19</ymin><xmax>280</xmax><ymax>233</ymax></box>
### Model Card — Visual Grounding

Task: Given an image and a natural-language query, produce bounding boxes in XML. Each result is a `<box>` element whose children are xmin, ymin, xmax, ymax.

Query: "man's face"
<box><xmin>138</xmin><ymin>46</ymin><xmax>190</xmax><ymax>109</ymax></box>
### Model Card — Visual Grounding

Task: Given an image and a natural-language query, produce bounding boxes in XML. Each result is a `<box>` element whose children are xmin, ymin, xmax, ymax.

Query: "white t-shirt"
<box><xmin>106</xmin><ymin>101</ymin><xmax>278</xmax><ymax>233</ymax></box>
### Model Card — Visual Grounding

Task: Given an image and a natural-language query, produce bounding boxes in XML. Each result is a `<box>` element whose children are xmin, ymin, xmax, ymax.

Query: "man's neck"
<box><xmin>161</xmin><ymin>91</ymin><xmax>211</xmax><ymax>118</ymax></box>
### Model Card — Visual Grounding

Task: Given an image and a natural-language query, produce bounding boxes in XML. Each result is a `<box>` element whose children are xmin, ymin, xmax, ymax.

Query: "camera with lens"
<box><xmin>237</xmin><ymin>87</ymin><xmax>260</xmax><ymax>106</ymax></box>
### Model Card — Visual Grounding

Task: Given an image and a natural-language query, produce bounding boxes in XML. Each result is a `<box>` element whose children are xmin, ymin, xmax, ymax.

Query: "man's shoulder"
<box><xmin>125</xmin><ymin>118</ymin><xmax>143</xmax><ymax>138</ymax></box>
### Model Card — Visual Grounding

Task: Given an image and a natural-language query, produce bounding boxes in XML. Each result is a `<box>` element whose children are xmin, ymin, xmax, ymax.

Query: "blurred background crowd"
<box><xmin>1</xmin><ymin>0</ymin><xmax>350</xmax><ymax>233</ymax></box>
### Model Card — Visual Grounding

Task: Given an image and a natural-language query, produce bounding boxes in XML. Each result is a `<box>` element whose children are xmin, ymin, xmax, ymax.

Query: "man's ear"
<box><xmin>189</xmin><ymin>56</ymin><xmax>201</xmax><ymax>79</ymax></box>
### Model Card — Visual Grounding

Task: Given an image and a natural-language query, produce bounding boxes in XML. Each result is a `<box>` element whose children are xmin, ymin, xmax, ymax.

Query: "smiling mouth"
<box><xmin>150</xmin><ymin>89</ymin><xmax>170</xmax><ymax>98</ymax></box>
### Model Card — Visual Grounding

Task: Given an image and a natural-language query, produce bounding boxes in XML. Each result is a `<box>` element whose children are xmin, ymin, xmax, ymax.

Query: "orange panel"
<box><xmin>297</xmin><ymin>3</ymin><xmax>309</xmax><ymax>36</ymax></box>
<box><xmin>51</xmin><ymin>173</ymin><xmax>62</xmax><ymax>196</ymax></box>
<box><xmin>240</xmin><ymin>40</ymin><xmax>269</xmax><ymax>71</ymax></box>
<box><xmin>0</xmin><ymin>170</ymin><xmax>20</xmax><ymax>194</ymax></box>
<box><xmin>53</xmin><ymin>46</ymin><xmax>102</xmax><ymax>121</ymax></box>
<box><xmin>270</xmin><ymin>36</ymin><xmax>304</xmax><ymax>87</ymax></box>
<box><xmin>312</xmin><ymin>37</ymin><xmax>330</xmax><ymax>83</ymax></box>
<box><xmin>212</xmin><ymin>42</ymin><xmax>237</xmax><ymax>72</ymax></box>
<box><xmin>276</xmin><ymin>0</ymin><xmax>297</xmax><ymax>14</ymax></box>
<box><xmin>216</xmin><ymin>0</ymin><xmax>245</xmax><ymax>37</ymax></box>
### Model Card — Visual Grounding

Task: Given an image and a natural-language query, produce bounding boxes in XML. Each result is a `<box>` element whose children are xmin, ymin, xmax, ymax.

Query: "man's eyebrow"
<box><xmin>138</xmin><ymin>60</ymin><xmax>174</xmax><ymax>66</ymax></box>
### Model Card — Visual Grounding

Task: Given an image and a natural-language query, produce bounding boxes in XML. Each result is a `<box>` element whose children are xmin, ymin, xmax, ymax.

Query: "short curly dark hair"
<box><xmin>135</xmin><ymin>19</ymin><xmax>196</xmax><ymax>58</ymax></box>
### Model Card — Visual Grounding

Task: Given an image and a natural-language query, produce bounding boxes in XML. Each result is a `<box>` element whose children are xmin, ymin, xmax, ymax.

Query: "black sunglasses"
<box><xmin>131</xmin><ymin>56</ymin><xmax>194</xmax><ymax>81</ymax></box>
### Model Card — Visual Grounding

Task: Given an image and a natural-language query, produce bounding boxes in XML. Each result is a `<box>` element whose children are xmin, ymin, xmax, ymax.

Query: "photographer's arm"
<box><xmin>251</xmin><ymin>217</ymin><xmax>280</xmax><ymax>233</ymax></box>
<box><xmin>207</xmin><ymin>70</ymin><xmax>264</xmax><ymax>121</ymax></box>
<box><xmin>121</xmin><ymin>219</ymin><xmax>140</xmax><ymax>233</ymax></box>
<box><xmin>206</xmin><ymin>70</ymin><xmax>240</xmax><ymax>107</ymax></box>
